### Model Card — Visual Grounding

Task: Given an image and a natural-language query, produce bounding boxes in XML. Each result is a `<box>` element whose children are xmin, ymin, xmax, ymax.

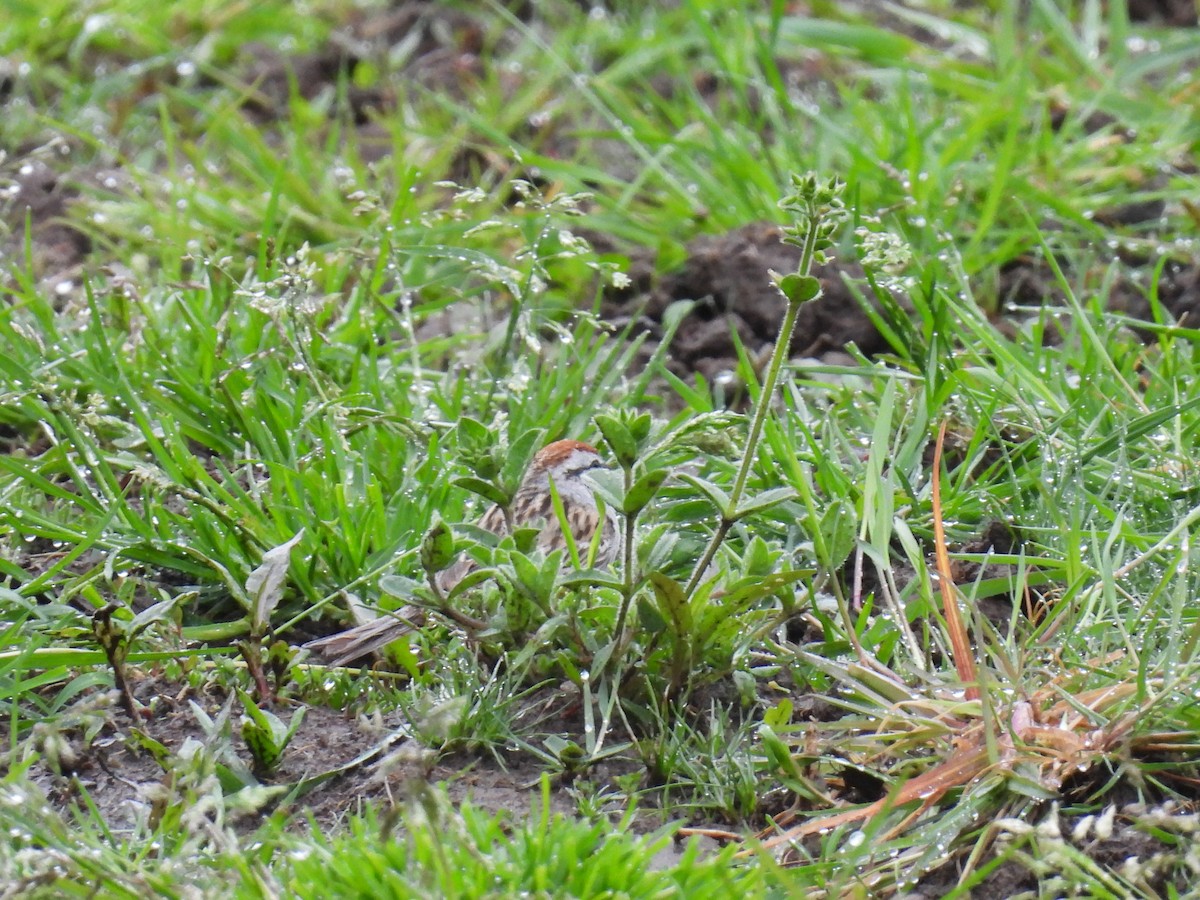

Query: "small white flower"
<box><xmin>609</xmin><ymin>270</ymin><xmax>632</xmax><ymax>290</ymax></box>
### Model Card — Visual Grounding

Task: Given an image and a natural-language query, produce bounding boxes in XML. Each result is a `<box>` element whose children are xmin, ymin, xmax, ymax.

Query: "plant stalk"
<box><xmin>683</xmin><ymin>209</ymin><xmax>822</xmax><ymax>600</ymax></box>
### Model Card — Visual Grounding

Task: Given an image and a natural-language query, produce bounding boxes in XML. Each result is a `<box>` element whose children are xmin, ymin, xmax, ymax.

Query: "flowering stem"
<box><xmin>683</xmin><ymin>175</ymin><xmax>842</xmax><ymax>601</ymax></box>
<box><xmin>682</xmin><ymin>282</ymin><xmax>806</xmax><ymax>600</ymax></box>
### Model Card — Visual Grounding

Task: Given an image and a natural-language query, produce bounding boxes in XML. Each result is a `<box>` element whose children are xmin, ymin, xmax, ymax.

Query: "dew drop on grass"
<box><xmin>2</xmin><ymin>788</ymin><xmax>26</xmax><ymax>806</ymax></box>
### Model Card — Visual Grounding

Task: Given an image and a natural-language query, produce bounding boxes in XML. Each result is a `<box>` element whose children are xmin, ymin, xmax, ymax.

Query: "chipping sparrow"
<box><xmin>305</xmin><ymin>439</ymin><xmax>617</xmax><ymax>665</ymax></box>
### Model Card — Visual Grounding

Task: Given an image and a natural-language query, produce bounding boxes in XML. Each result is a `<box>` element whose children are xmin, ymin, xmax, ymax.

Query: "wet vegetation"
<box><xmin>3</xmin><ymin>1</ymin><xmax>1200</xmax><ymax>895</ymax></box>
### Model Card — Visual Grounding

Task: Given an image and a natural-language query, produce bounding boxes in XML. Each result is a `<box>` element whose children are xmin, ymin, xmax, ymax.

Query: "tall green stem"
<box><xmin>683</xmin><ymin>209</ymin><xmax>823</xmax><ymax>601</ymax></box>
<box><xmin>611</xmin><ymin>464</ymin><xmax>637</xmax><ymax>647</ymax></box>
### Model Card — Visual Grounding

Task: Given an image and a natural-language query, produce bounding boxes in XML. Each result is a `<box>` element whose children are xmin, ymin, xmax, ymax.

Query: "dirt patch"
<box><xmin>602</xmin><ymin>221</ymin><xmax>1200</xmax><ymax>401</ymax></box>
<box><xmin>5</xmin><ymin>666</ymin><xmax>691</xmax><ymax>840</ymax></box>
<box><xmin>998</xmin><ymin>252</ymin><xmax>1200</xmax><ymax>329</ymax></box>
<box><xmin>601</xmin><ymin>222</ymin><xmax>891</xmax><ymax>392</ymax></box>
<box><xmin>0</xmin><ymin>148</ymin><xmax>127</xmax><ymax>292</ymax></box>
<box><xmin>1126</xmin><ymin>0</ymin><xmax>1198</xmax><ymax>26</ymax></box>
<box><xmin>237</xmin><ymin>3</ymin><xmax>487</xmax><ymax>127</ymax></box>
<box><xmin>6</xmin><ymin>678</ymin><xmax>390</xmax><ymax>834</ymax></box>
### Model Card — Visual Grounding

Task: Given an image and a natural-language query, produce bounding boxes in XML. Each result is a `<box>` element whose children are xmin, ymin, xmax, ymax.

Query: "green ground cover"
<box><xmin>3</xmin><ymin>1</ymin><xmax>1200</xmax><ymax>896</ymax></box>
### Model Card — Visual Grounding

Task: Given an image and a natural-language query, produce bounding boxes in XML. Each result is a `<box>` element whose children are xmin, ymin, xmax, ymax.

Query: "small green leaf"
<box><xmin>128</xmin><ymin>595</ymin><xmax>182</xmax><ymax>641</ymax></box>
<box><xmin>456</xmin><ymin>417</ymin><xmax>491</xmax><ymax>451</ymax></box>
<box><xmin>743</xmin><ymin>536</ymin><xmax>774</xmax><ymax>577</ymax></box>
<box><xmin>509</xmin><ymin>550</ymin><xmax>559</xmax><ymax>605</ymax></box>
<box><xmin>242</xmin><ymin>718</ymin><xmax>279</xmax><ymax>772</ymax></box>
<box><xmin>595</xmin><ymin>414</ymin><xmax>638</xmax><ymax>468</ymax></box>
<box><xmin>732</xmin><ymin>487</ymin><xmax>799</xmax><ymax>521</ymax></box>
<box><xmin>379</xmin><ymin>574</ymin><xmax>421</xmax><ymax>599</ymax></box>
<box><xmin>721</xmin><ymin>570</ymin><xmax>812</xmax><ymax>609</ymax></box>
<box><xmin>678</xmin><ymin>473</ymin><xmax>731</xmax><ymax>515</ymax></box>
<box><xmin>420</xmin><ymin>515</ymin><xmax>456</xmax><ymax>573</ymax></box>
<box><xmin>758</xmin><ymin>724</ymin><xmax>804</xmax><ymax>781</ymax></box>
<box><xmin>127</xmin><ymin>728</ymin><xmax>172</xmax><ymax>767</ymax></box>
<box><xmin>763</xmin><ymin>699</ymin><xmax>793</xmax><ymax>729</ymax></box>
<box><xmin>281</xmin><ymin>706</ymin><xmax>307</xmax><ymax>746</ymax></box>
<box><xmin>559</xmin><ymin>570</ymin><xmax>625</xmax><ymax>590</ymax></box>
<box><xmin>445</xmin><ymin>567</ymin><xmax>495</xmax><ymax>601</ymax></box>
<box><xmin>648</xmin><ymin>572</ymin><xmax>692</xmax><ymax>636</ymax></box>
<box><xmin>623</xmin><ymin>469</ymin><xmax>668</xmax><ymax>515</ymax></box>
<box><xmin>582</xmin><ymin>466</ymin><xmax>625</xmax><ymax>512</ymax></box>
<box><xmin>511</xmin><ymin>525</ymin><xmax>540</xmax><ymax>554</ymax></box>
<box><xmin>539</xmin><ymin>552</ymin><xmax>562</xmax><ymax>591</ymax></box>
<box><xmin>453</xmin><ymin>476</ymin><xmax>509</xmax><ymax>508</ymax></box>
<box><xmin>629</xmin><ymin>412</ymin><xmax>652</xmax><ymax>442</ymax></box>
<box><xmin>268</xmin><ymin>639</ymin><xmax>294</xmax><ymax>687</ymax></box>
<box><xmin>589</xmin><ymin>639</ymin><xmax>616</xmax><ymax>678</ymax></box>
<box><xmin>776</xmin><ymin>273</ymin><xmax>822</xmax><ymax>305</ymax></box>
<box><xmin>639</xmin><ymin>525</ymin><xmax>679</xmax><ymax>573</ymax></box>
<box><xmin>636</xmin><ymin>593</ymin><xmax>667</xmax><ymax>634</ymax></box>
<box><xmin>502</xmin><ymin>428</ymin><xmax>545</xmax><ymax>494</ymax></box>
<box><xmin>476</xmin><ymin>451</ymin><xmax>500</xmax><ymax>480</ymax></box>
<box><xmin>660</xmin><ymin>298</ymin><xmax>696</xmax><ymax>332</ymax></box>
<box><xmin>237</xmin><ymin>689</ymin><xmax>271</xmax><ymax>732</ymax></box>
<box><xmin>818</xmin><ymin>498</ymin><xmax>858</xmax><ymax>570</ymax></box>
